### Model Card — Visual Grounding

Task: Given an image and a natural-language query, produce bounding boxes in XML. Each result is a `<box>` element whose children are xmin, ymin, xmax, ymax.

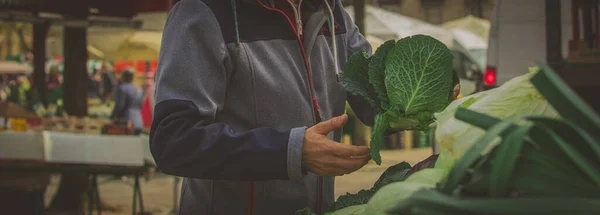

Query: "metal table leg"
<box><xmin>89</xmin><ymin>174</ymin><xmax>101</xmax><ymax>215</ymax></box>
<box><xmin>132</xmin><ymin>175</ymin><xmax>144</xmax><ymax>215</ymax></box>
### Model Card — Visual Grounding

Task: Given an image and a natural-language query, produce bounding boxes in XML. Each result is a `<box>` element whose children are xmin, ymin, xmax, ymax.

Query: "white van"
<box><xmin>484</xmin><ymin>0</ymin><xmax>573</xmax><ymax>88</ymax></box>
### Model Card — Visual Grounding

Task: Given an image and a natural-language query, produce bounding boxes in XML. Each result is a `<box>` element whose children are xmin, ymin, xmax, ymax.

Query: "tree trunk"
<box><xmin>6</xmin><ymin>26</ymin><xmax>13</xmax><ymax>56</ymax></box>
<box><xmin>48</xmin><ymin>26</ymin><xmax>91</xmax><ymax>214</ymax></box>
<box><xmin>62</xmin><ymin>26</ymin><xmax>88</xmax><ymax>117</ymax></box>
<box><xmin>33</xmin><ymin>23</ymin><xmax>49</xmax><ymax>107</ymax></box>
<box><xmin>16</xmin><ymin>24</ymin><xmax>32</xmax><ymax>53</ymax></box>
<box><xmin>353</xmin><ymin>0</ymin><xmax>366</xmax><ymax>35</ymax></box>
<box><xmin>47</xmin><ymin>173</ymin><xmax>89</xmax><ymax>215</ymax></box>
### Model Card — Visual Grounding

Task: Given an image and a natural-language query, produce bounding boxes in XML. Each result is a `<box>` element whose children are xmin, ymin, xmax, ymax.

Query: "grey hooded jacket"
<box><xmin>150</xmin><ymin>0</ymin><xmax>386</xmax><ymax>214</ymax></box>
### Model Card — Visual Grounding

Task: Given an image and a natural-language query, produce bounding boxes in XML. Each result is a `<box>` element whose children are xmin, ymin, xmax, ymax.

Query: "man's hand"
<box><xmin>302</xmin><ymin>114</ymin><xmax>371</xmax><ymax>176</ymax></box>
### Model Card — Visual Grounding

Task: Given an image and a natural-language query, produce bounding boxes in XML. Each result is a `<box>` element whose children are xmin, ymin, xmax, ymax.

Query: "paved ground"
<box><xmin>43</xmin><ymin>148</ymin><xmax>433</xmax><ymax>215</ymax></box>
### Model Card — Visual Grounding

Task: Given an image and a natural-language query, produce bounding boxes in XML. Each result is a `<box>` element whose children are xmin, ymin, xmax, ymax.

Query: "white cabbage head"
<box><xmin>433</xmin><ymin>69</ymin><xmax>561</xmax><ymax>166</ymax></box>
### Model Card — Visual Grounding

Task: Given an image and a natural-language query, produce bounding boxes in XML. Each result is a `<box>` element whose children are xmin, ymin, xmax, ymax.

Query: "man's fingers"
<box><xmin>311</xmin><ymin>153</ymin><xmax>370</xmax><ymax>176</ymax></box>
<box><xmin>349</xmin><ymin>153</ymin><xmax>371</xmax><ymax>159</ymax></box>
<box><xmin>330</xmin><ymin>156</ymin><xmax>370</xmax><ymax>174</ymax></box>
<box><xmin>329</xmin><ymin>142</ymin><xmax>370</xmax><ymax>158</ymax></box>
<box><xmin>310</xmin><ymin>114</ymin><xmax>348</xmax><ymax>135</ymax></box>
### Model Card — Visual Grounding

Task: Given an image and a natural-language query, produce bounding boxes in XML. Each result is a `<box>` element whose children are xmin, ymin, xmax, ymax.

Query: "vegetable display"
<box><xmin>297</xmin><ymin>62</ymin><xmax>600</xmax><ymax>215</ymax></box>
<box><xmin>389</xmin><ymin>62</ymin><xmax>600</xmax><ymax>214</ymax></box>
<box><xmin>341</xmin><ymin>35</ymin><xmax>456</xmax><ymax>165</ymax></box>
<box><xmin>433</xmin><ymin>67</ymin><xmax>560</xmax><ymax>168</ymax></box>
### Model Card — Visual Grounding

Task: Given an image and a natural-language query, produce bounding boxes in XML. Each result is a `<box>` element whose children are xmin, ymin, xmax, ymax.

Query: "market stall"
<box><xmin>1</xmin><ymin>91</ymin><xmax>156</xmax><ymax>215</ymax></box>
<box><xmin>0</xmin><ymin>116</ymin><xmax>156</xmax><ymax>215</ymax></box>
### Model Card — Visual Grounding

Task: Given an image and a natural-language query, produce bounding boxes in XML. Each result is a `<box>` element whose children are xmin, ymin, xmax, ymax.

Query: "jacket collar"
<box><xmin>239</xmin><ymin>0</ymin><xmax>336</xmax><ymax>11</ymax></box>
<box><xmin>236</xmin><ymin>0</ymin><xmax>338</xmax><ymax>58</ymax></box>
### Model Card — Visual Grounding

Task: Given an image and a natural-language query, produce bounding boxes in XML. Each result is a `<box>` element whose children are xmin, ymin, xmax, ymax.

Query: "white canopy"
<box><xmin>344</xmin><ymin>5</ymin><xmax>454</xmax><ymax>46</ymax></box>
<box><xmin>441</xmin><ymin>15</ymin><xmax>490</xmax><ymax>42</ymax></box>
<box><xmin>450</xmin><ymin>28</ymin><xmax>487</xmax><ymax>50</ymax></box>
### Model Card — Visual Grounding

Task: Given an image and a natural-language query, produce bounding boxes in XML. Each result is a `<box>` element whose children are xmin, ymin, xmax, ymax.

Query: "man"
<box><xmin>98</xmin><ymin>62</ymin><xmax>116</xmax><ymax>103</ymax></box>
<box><xmin>151</xmin><ymin>0</ymin><xmax>443</xmax><ymax>214</ymax></box>
<box><xmin>111</xmin><ymin>69</ymin><xmax>143</xmax><ymax>134</ymax></box>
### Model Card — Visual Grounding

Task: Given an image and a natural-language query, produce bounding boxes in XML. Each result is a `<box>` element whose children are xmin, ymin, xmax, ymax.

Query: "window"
<box><xmin>465</xmin><ymin>0</ymin><xmax>484</xmax><ymax>18</ymax></box>
<box><xmin>421</xmin><ymin>0</ymin><xmax>444</xmax><ymax>8</ymax></box>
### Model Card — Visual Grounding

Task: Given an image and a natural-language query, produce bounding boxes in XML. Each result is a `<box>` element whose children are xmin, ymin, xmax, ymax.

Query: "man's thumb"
<box><xmin>311</xmin><ymin>114</ymin><xmax>348</xmax><ymax>135</ymax></box>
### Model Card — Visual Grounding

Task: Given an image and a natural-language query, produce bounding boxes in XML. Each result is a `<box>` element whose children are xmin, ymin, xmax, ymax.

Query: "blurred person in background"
<box><xmin>111</xmin><ymin>69</ymin><xmax>143</xmax><ymax>134</ymax></box>
<box><xmin>46</xmin><ymin>66</ymin><xmax>62</xmax><ymax>105</ymax></box>
<box><xmin>8</xmin><ymin>75</ymin><xmax>32</xmax><ymax>109</ymax></box>
<box><xmin>141</xmin><ymin>72</ymin><xmax>155</xmax><ymax>128</ymax></box>
<box><xmin>0</xmin><ymin>74</ymin><xmax>8</xmax><ymax>102</ymax></box>
<box><xmin>98</xmin><ymin>62</ymin><xmax>116</xmax><ymax>103</ymax></box>
<box><xmin>88</xmin><ymin>68</ymin><xmax>101</xmax><ymax>99</ymax></box>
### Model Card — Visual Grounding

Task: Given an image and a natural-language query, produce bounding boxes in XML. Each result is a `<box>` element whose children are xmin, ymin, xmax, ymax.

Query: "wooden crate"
<box><xmin>102</xmin><ymin>120</ymin><xmax>134</xmax><ymax>135</ymax></box>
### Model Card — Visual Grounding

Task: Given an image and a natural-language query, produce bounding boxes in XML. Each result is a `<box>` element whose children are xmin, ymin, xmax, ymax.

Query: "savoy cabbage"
<box><xmin>341</xmin><ymin>35</ymin><xmax>456</xmax><ymax>165</ymax></box>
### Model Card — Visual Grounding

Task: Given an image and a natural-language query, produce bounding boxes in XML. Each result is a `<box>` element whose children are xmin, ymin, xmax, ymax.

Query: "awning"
<box><xmin>344</xmin><ymin>5</ymin><xmax>454</xmax><ymax>45</ymax></box>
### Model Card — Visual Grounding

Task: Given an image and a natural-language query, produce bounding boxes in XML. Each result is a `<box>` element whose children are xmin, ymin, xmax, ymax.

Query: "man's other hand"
<box><xmin>302</xmin><ymin>114</ymin><xmax>371</xmax><ymax>176</ymax></box>
<box><xmin>452</xmin><ymin>84</ymin><xmax>461</xmax><ymax>101</ymax></box>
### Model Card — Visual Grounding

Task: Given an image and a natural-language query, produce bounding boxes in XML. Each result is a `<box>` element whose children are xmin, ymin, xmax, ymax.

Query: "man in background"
<box><xmin>111</xmin><ymin>69</ymin><xmax>143</xmax><ymax>134</ymax></box>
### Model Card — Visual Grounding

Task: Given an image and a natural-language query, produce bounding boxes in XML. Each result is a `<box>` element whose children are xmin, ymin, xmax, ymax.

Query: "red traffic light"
<box><xmin>484</xmin><ymin>66</ymin><xmax>496</xmax><ymax>86</ymax></box>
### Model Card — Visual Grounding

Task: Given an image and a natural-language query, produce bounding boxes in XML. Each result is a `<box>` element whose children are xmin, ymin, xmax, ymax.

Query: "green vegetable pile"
<box><xmin>298</xmin><ymin>63</ymin><xmax>600</xmax><ymax>214</ymax></box>
<box><xmin>341</xmin><ymin>35</ymin><xmax>456</xmax><ymax>165</ymax></box>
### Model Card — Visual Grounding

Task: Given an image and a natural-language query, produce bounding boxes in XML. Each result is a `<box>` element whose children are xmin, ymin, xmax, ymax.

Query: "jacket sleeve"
<box><xmin>150</xmin><ymin>0</ymin><xmax>307</xmax><ymax>181</ymax></box>
<box><xmin>341</xmin><ymin>6</ymin><xmax>402</xmax><ymax>135</ymax></box>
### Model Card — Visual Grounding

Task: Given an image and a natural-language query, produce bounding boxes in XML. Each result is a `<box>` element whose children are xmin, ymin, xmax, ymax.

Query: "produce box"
<box><xmin>102</xmin><ymin>120</ymin><xmax>134</xmax><ymax>135</ymax></box>
<box><xmin>33</xmin><ymin>116</ymin><xmax>105</xmax><ymax>134</ymax></box>
<box><xmin>7</xmin><ymin>118</ymin><xmax>27</xmax><ymax>132</ymax></box>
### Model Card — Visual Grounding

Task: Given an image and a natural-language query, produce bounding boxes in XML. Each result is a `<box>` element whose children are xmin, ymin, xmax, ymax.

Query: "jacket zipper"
<box><xmin>287</xmin><ymin>0</ymin><xmax>303</xmax><ymax>37</ymax></box>
<box><xmin>256</xmin><ymin>1</ymin><xmax>324</xmax><ymax>215</ymax></box>
<box><xmin>284</xmin><ymin>3</ymin><xmax>325</xmax><ymax>215</ymax></box>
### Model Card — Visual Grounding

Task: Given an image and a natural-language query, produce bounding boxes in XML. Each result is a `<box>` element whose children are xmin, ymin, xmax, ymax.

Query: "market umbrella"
<box><xmin>102</xmin><ymin>41</ymin><xmax>159</xmax><ymax>61</ymax></box>
<box><xmin>44</xmin><ymin>12</ymin><xmax>167</xmax><ymax>61</ymax></box>
<box><xmin>84</xmin><ymin>28</ymin><xmax>161</xmax><ymax>61</ymax></box>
